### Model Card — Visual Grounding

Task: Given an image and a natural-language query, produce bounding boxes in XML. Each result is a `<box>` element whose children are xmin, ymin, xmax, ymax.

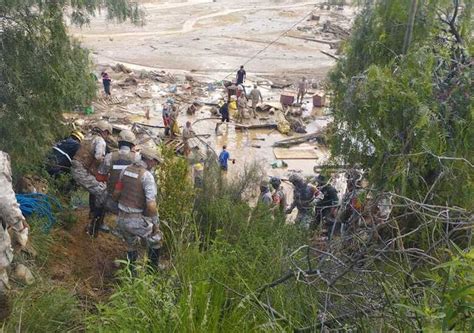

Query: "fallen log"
<box><xmin>134</xmin><ymin>122</ymin><xmax>166</xmax><ymax>129</ymax></box>
<box><xmin>286</xmin><ymin>35</ymin><xmax>338</xmax><ymax>45</ymax></box>
<box><xmin>273</xmin><ymin>130</ymin><xmax>326</xmax><ymax>147</ymax></box>
<box><xmin>321</xmin><ymin>50</ymin><xmax>339</xmax><ymax>60</ymax></box>
<box><xmin>235</xmin><ymin>123</ymin><xmax>278</xmax><ymax>130</ymax></box>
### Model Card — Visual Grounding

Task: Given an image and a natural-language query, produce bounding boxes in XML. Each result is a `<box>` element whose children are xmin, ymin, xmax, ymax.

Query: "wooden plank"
<box><xmin>273</xmin><ymin>148</ymin><xmax>318</xmax><ymax>159</ymax></box>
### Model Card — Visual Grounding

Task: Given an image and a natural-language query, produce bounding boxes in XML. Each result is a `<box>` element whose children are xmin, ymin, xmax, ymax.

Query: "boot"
<box><xmin>87</xmin><ymin>208</ymin><xmax>105</xmax><ymax>238</ymax></box>
<box><xmin>127</xmin><ymin>251</ymin><xmax>138</xmax><ymax>276</ymax></box>
<box><xmin>147</xmin><ymin>248</ymin><xmax>160</xmax><ymax>271</ymax></box>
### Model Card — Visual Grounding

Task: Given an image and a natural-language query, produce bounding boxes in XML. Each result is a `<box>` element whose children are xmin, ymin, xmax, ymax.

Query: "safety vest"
<box><xmin>73</xmin><ymin>137</ymin><xmax>99</xmax><ymax>174</ymax></box>
<box><xmin>106</xmin><ymin>151</ymin><xmax>136</xmax><ymax>194</ymax></box>
<box><xmin>117</xmin><ymin>164</ymin><xmax>146</xmax><ymax>211</ymax></box>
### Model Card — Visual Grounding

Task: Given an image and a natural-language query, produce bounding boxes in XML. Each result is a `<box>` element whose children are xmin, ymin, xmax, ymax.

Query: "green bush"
<box><xmin>87</xmin><ymin>164</ymin><xmax>308</xmax><ymax>332</ymax></box>
<box><xmin>3</xmin><ymin>285</ymin><xmax>82</xmax><ymax>332</ymax></box>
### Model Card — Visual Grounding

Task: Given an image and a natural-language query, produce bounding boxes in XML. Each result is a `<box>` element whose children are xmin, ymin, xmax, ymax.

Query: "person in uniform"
<box><xmin>270</xmin><ymin>177</ymin><xmax>287</xmax><ymax>214</ymax></box>
<box><xmin>88</xmin><ymin>129</ymin><xmax>138</xmax><ymax>236</ymax></box>
<box><xmin>46</xmin><ymin>130</ymin><xmax>84</xmax><ymax>177</ymax></box>
<box><xmin>249</xmin><ymin>84</ymin><xmax>263</xmax><ymax>118</ymax></box>
<box><xmin>113</xmin><ymin>147</ymin><xmax>162</xmax><ymax>271</ymax></box>
<box><xmin>259</xmin><ymin>181</ymin><xmax>273</xmax><ymax>206</ymax></box>
<box><xmin>71</xmin><ymin>120</ymin><xmax>112</xmax><ymax>235</ymax></box>
<box><xmin>286</xmin><ymin>174</ymin><xmax>316</xmax><ymax>229</ymax></box>
<box><xmin>0</xmin><ymin>152</ymin><xmax>29</xmax><ymax>319</ymax></box>
<box><xmin>312</xmin><ymin>175</ymin><xmax>339</xmax><ymax>233</ymax></box>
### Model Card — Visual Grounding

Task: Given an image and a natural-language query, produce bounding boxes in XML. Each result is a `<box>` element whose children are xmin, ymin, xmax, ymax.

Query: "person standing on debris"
<box><xmin>89</xmin><ymin>130</ymin><xmax>139</xmax><ymax>237</ymax></box>
<box><xmin>249</xmin><ymin>84</ymin><xmax>263</xmax><ymax>118</ymax></box>
<box><xmin>218</xmin><ymin>145</ymin><xmax>234</xmax><ymax>172</ymax></box>
<box><xmin>169</xmin><ymin>103</ymin><xmax>180</xmax><ymax>138</ymax></box>
<box><xmin>215</xmin><ymin>101</ymin><xmax>230</xmax><ymax>132</ymax></box>
<box><xmin>236</xmin><ymin>65</ymin><xmax>246</xmax><ymax>85</ymax></box>
<box><xmin>101</xmin><ymin>72</ymin><xmax>112</xmax><ymax>96</ymax></box>
<box><xmin>46</xmin><ymin>130</ymin><xmax>84</xmax><ymax>177</ymax></box>
<box><xmin>297</xmin><ymin>76</ymin><xmax>308</xmax><ymax>104</ymax></box>
<box><xmin>182</xmin><ymin>121</ymin><xmax>195</xmax><ymax>157</ymax></box>
<box><xmin>312</xmin><ymin>175</ymin><xmax>339</xmax><ymax>232</ymax></box>
<box><xmin>237</xmin><ymin>93</ymin><xmax>247</xmax><ymax>123</ymax></box>
<box><xmin>0</xmin><ymin>151</ymin><xmax>30</xmax><ymax>319</ymax></box>
<box><xmin>259</xmin><ymin>181</ymin><xmax>273</xmax><ymax>206</ymax></box>
<box><xmin>270</xmin><ymin>177</ymin><xmax>287</xmax><ymax>214</ymax></box>
<box><xmin>71</xmin><ymin>120</ymin><xmax>112</xmax><ymax>234</ymax></box>
<box><xmin>286</xmin><ymin>174</ymin><xmax>316</xmax><ymax>229</ymax></box>
<box><xmin>113</xmin><ymin>148</ymin><xmax>162</xmax><ymax>271</ymax></box>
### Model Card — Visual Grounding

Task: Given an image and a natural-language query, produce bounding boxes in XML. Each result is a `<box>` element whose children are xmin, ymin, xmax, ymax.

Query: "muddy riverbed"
<box><xmin>68</xmin><ymin>0</ymin><xmax>355</xmax><ymax>187</ymax></box>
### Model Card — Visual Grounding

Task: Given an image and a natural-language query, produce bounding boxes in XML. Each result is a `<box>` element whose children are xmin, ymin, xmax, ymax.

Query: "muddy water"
<box><xmin>129</xmin><ymin>81</ymin><xmax>332</xmax><ymax>180</ymax></box>
<box><xmin>75</xmin><ymin>0</ymin><xmax>355</xmax><ymax>193</ymax></box>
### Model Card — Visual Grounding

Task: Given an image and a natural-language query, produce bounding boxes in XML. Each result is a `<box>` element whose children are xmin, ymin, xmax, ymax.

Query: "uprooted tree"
<box><xmin>0</xmin><ymin>0</ymin><xmax>144</xmax><ymax>172</ymax></box>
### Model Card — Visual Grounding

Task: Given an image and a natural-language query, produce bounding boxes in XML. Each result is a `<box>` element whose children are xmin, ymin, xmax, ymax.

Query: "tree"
<box><xmin>328</xmin><ymin>0</ymin><xmax>473</xmax><ymax>209</ymax></box>
<box><xmin>0</xmin><ymin>1</ymin><xmax>143</xmax><ymax>172</ymax></box>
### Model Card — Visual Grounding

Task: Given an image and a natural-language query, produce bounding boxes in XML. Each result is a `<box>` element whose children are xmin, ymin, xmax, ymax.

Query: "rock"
<box><xmin>14</xmin><ymin>264</ymin><xmax>35</xmax><ymax>285</ymax></box>
<box><xmin>185</xmin><ymin>74</ymin><xmax>194</xmax><ymax>82</ymax></box>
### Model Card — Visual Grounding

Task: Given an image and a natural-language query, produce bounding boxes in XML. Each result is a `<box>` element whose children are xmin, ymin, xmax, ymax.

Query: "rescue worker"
<box><xmin>270</xmin><ymin>177</ymin><xmax>287</xmax><ymax>213</ymax></box>
<box><xmin>0</xmin><ymin>152</ymin><xmax>29</xmax><ymax>319</ymax></box>
<box><xmin>182</xmin><ymin>121</ymin><xmax>195</xmax><ymax>157</ymax></box>
<box><xmin>259</xmin><ymin>181</ymin><xmax>273</xmax><ymax>206</ymax></box>
<box><xmin>169</xmin><ymin>103</ymin><xmax>180</xmax><ymax>138</ymax></box>
<box><xmin>285</xmin><ymin>174</ymin><xmax>316</xmax><ymax>229</ymax></box>
<box><xmin>236</xmin><ymin>65</ymin><xmax>246</xmax><ymax>85</ymax></box>
<box><xmin>46</xmin><ymin>130</ymin><xmax>84</xmax><ymax>177</ymax></box>
<box><xmin>192</xmin><ymin>162</ymin><xmax>204</xmax><ymax>189</ymax></box>
<box><xmin>215</xmin><ymin>101</ymin><xmax>230</xmax><ymax>132</ymax></box>
<box><xmin>237</xmin><ymin>93</ymin><xmax>247</xmax><ymax>123</ymax></box>
<box><xmin>312</xmin><ymin>175</ymin><xmax>339</xmax><ymax>233</ymax></box>
<box><xmin>88</xmin><ymin>129</ymin><xmax>138</xmax><ymax>237</ymax></box>
<box><xmin>162</xmin><ymin>102</ymin><xmax>171</xmax><ymax>136</ymax></box>
<box><xmin>249</xmin><ymin>84</ymin><xmax>263</xmax><ymax>118</ymax></box>
<box><xmin>113</xmin><ymin>147</ymin><xmax>162</xmax><ymax>271</ymax></box>
<box><xmin>71</xmin><ymin>120</ymin><xmax>112</xmax><ymax>234</ymax></box>
<box><xmin>297</xmin><ymin>76</ymin><xmax>308</xmax><ymax>104</ymax></box>
<box><xmin>335</xmin><ymin>169</ymin><xmax>364</xmax><ymax>237</ymax></box>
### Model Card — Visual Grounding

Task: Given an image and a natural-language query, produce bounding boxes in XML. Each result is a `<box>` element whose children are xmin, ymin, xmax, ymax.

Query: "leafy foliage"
<box><xmin>0</xmin><ymin>0</ymin><xmax>143</xmax><ymax>172</ymax></box>
<box><xmin>87</xmin><ymin>165</ymin><xmax>307</xmax><ymax>332</ymax></box>
<box><xmin>328</xmin><ymin>0</ymin><xmax>473</xmax><ymax>208</ymax></box>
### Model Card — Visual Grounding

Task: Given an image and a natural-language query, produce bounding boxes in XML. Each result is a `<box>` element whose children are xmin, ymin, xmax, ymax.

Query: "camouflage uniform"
<box><xmin>71</xmin><ymin>135</ymin><xmax>107</xmax><ymax>205</ymax></box>
<box><xmin>287</xmin><ymin>180</ymin><xmax>316</xmax><ymax>229</ymax></box>
<box><xmin>115</xmin><ymin>164</ymin><xmax>162</xmax><ymax>265</ymax></box>
<box><xmin>98</xmin><ymin>146</ymin><xmax>139</xmax><ymax>214</ymax></box>
<box><xmin>0</xmin><ymin>152</ymin><xmax>28</xmax><ymax>292</ymax></box>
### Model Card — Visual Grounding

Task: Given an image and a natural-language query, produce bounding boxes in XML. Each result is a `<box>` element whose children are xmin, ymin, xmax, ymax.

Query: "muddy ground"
<box><xmin>68</xmin><ymin>0</ymin><xmax>354</xmax><ymax>181</ymax></box>
<box><xmin>71</xmin><ymin>0</ymin><xmax>354</xmax><ymax>81</ymax></box>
